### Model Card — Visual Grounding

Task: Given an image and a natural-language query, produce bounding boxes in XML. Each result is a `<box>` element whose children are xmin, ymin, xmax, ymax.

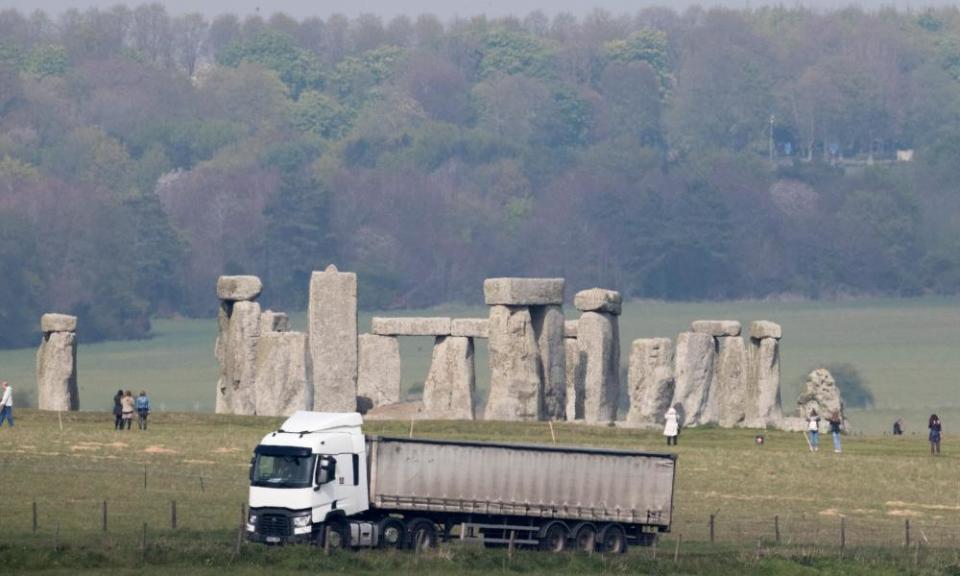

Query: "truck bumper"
<box><xmin>246</xmin><ymin>529</ymin><xmax>314</xmax><ymax>545</ymax></box>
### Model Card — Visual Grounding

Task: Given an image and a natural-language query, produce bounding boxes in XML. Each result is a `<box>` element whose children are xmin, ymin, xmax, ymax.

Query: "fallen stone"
<box><xmin>308</xmin><ymin>265</ymin><xmax>358</xmax><ymax>413</ymax></box>
<box><xmin>363</xmin><ymin>401</ymin><xmax>426</xmax><ymax>421</ymax></box>
<box><xmin>41</xmin><ymin>313</ymin><xmax>77</xmax><ymax>334</ymax></box>
<box><xmin>451</xmin><ymin>318</ymin><xmax>489</xmax><ymax>338</ymax></box>
<box><xmin>564</xmin><ymin>320</ymin><xmax>578</xmax><ymax>338</ymax></box>
<box><xmin>691</xmin><ymin>320</ymin><xmax>741</xmax><ymax>337</ymax></box>
<box><xmin>749</xmin><ymin>320</ymin><xmax>782</xmax><ymax>340</ymax></box>
<box><xmin>578</xmin><ymin>311</ymin><xmax>620</xmax><ymax>424</ymax></box>
<box><xmin>260</xmin><ymin>311</ymin><xmax>290</xmax><ymax>333</ymax></box>
<box><xmin>483</xmin><ymin>278</ymin><xmax>565</xmax><ymax>306</ymax></box>
<box><xmin>671</xmin><ymin>332</ymin><xmax>715</xmax><ymax>427</ymax></box>
<box><xmin>422</xmin><ymin>336</ymin><xmax>475</xmax><ymax>420</ymax></box>
<box><xmin>254</xmin><ymin>331</ymin><xmax>310</xmax><ymax>416</ymax></box>
<box><xmin>372</xmin><ymin>316</ymin><xmax>452</xmax><ymax>336</ymax></box>
<box><xmin>485</xmin><ymin>305</ymin><xmax>541</xmax><ymax>421</ymax></box>
<box><xmin>714</xmin><ymin>336</ymin><xmax>747</xmax><ymax>427</ymax></box>
<box><xmin>625</xmin><ymin>338</ymin><xmax>674</xmax><ymax>426</ymax></box>
<box><xmin>564</xmin><ymin>337</ymin><xmax>584</xmax><ymax>420</ymax></box>
<box><xmin>37</xmin><ymin>331</ymin><xmax>79</xmax><ymax>411</ymax></box>
<box><xmin>357</xmin><ymin>334</ymin><xmax>402</xmax><ymax>411</ymax></box>
<box><xmin>532</xmin><ymin>305</ymin><xmax>566</xmax><ymax>420</ymax></box>
<box><xmin>574</xmin><ymin>288</ymin><xmax>622</xmax><ymax>315</ymax></box>
<box><xmin>216</xmin><ymin>275</ymin><xmax>263</xmax><ymax>301</ymax></box>
<box><xmin>796</xmin><ymin>368</ymin><xmax>846</xmax><ymax>425</ymax></box>
<box><xmin>216</xmin><ymin>300</ymin><xmax>260</xmax><ymax>415</ymax></box>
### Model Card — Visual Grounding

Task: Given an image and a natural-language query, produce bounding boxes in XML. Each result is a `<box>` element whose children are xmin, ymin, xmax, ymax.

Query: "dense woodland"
<box><xmin>2</xmin><ymin>4</ymin><xmax>960</xmax><ymax>347</ymax></box>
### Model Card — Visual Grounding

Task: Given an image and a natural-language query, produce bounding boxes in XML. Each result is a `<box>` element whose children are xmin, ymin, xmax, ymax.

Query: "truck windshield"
<box><xmin>252</xmin><ymin>453</ymin><xmax>316</xmax><ymax>488</ymax></box>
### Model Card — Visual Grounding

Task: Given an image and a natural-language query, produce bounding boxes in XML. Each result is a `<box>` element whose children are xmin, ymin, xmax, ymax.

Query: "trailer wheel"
<box><xmin>572</xmin><ymin>522</ymin><xmax>597</xmax><ymax>552</ymax></box>
<box><xmin>322</xmin><ymin>518</ymin><xmax>351</xmax><ymax>550</ymax></box>
<box><xmin>598</xmin><ymin>523</ymin><xmax>627</xmax><ymax>554</ymax></box>
<box><xmin>539</xmin><ymin>521</ymin><xmax>569</xmax><ymax>552</ymax></box>
<box><xmin>378</xmin><ymin>518</ymin><xmax>405</xmax><ymax>549</ymax></box>
<box><xmin>407</xmin><ymin>518</ymin><xmax>438</xmax><ymax>551</ymax></box>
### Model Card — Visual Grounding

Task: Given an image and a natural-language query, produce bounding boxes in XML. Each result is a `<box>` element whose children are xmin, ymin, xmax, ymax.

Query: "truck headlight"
<box><xmin>292</xmin><ymin>514</ymin><xmax>312</xmax><ymax>528</ymax></box>
<box><xmin>248</xmin><ymin>512</ymin><xmax>258</xmax><ymax>524</ymax></box>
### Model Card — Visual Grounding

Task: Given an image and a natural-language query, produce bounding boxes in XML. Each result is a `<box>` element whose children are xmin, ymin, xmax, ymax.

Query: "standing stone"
<box><xmin>357</xmin><ymin>334</ymin><xmax>401</xmax><ymax>412</ymax></box>
<box><xmin>531</xmin><ymin>305</ymin><xmax>566</xmax><ymax>420</ymax></box>
<box><xmin>485</xmin><ymin>305</ymin><xmax>541</xmax><ymax>421</ymax></box>
<box><xmin>625</xmin><ymin>338</ymin><xmax>674</xmax><ymax>427</ymax></box>
<box><xmin>796</xmin><ymin>368</ymin><xmax>845</xmax><ymax>423</ymax></box>
<box><xmin>671</xmin><ymin>332</ymin><xmax>715</xmax><ymax>427</ymax></box>
<box><xmin>715</xmin><ymin>336</ymin><xmax>747</xmax><ymax>427</ymax></box>
<box><xmin>216</xmin><ymin>300</ymin><xmax>260</xmax><ymax>414</ymax></box>
<box><xmin>37</xmin><ymin>314</ymin><xmax>79</xmax><ymax>411</ymax></box>
<box><xmin>577</xmin><ymin>311</ymin><xmax>620</xmax><ymax>424</ymax></box>
<box><xmin>423</xmin><ymin>336</ymin><xmax>475</xmax><ymax>420</ymax></box>
<box><xmin>747</xmin><ymin>336</ymin><xmax>783</xmax><ymax>427</ymax></box>
<box><xmin>254</xmin><ymin>331</ymin><xmax>309</xmax><ymax>416</ymax></box>
<box><xmin>308</xmin><ymin>265</ymin><xmax>357</xmax><ymax>413</ymax></box>
<box><xmin>260</xmin><ymin>311</ymin><xmax>290</xmax><ymax>333</ymax></box>
<box><xmin>564</xmin><ymin>337</ymin><xmax>584</xmax><ymax>420</ymax></box>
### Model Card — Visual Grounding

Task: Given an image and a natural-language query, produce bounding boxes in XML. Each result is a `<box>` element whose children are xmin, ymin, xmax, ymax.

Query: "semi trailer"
<box><xmin>246</xmin><ymin>411</ymin><xmax>676</xmax><ymax>553</ymax></box>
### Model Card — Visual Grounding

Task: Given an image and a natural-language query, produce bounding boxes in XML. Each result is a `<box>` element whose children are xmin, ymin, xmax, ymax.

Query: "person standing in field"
<box><xmin>828</xmin><ymin>411</ymin><xmax>843</xmax><ymax>453</ymax></box>
<box><xmin>929</xmin><ymin>414</ymin><xmax>942</xmax><ymax>456</ymax></box>
<box><xmin>113</xmin><ymin>389</ymin><xmax>124</xmax><ymax>430</ymax></box>
<box><xmin>807</xmin><ymin>409</ymin><xmax>821</xmax><ymax>452</ymax></box>
<box><xmin>663</xmin><ymin>406</ymin><xmax>679</xmax><ymax>446</ymax></box>
<box><xmin>121</xmin><ymin>390</ymin><xmax>135</xmax><ymax>430</ymax></box>
<box><xmin>0</xmin><ymin>381</ymin><xmax>14</xmax><ymax>428</ymax></box>
<box><xmin>893</xmin><ymin>418</ymin><xmax>904</xmax><ymax>436</ymax></box>
<box><xmin>136</xmin><ymin>390</ymin><xmax>150</xmax><ymax>431</ymax></box>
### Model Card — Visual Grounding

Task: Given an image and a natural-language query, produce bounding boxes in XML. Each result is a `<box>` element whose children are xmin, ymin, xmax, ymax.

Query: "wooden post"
<box><xmin>508</xmin><ymin>530</ymin><xmax>516</xmax><ymax>561</ymax></box>
<box><xmin>143</xmin><ymin>465</ymin><xmax>148</xmax><ymax>490</ymax></box>
<box><xmin>54</xmin><ymin>520</ymin><xmax>59</xmax><ymax>552</ymax></box>
<box><xmin>839</xmin><ymin>517</ymin><xmax>846</xmax><ymax>559</ymax></box>
<box><xmin>240</xmin><ymin>503</ymin><xmax>246</xmax><ymax>530</ymax></box>
<box><xmin>324</xmin><ymin>526</ymin><xmax>331</xmax><ymax>556</ymax></box>
<box><xmin>32</xmin><ymin>501</ymin><xmax>37</xmax><ymax>532</ymax></box>
<box><xmin>913</xmin><ymin>539</ymin><xmax>920</xmax><ymax>566</ymax></box>
<box><xmin>673</xmin><ymin>534</ymin><xmax>681</xmax><ymax>563</ymax></box>
<box><xmin>774</xmin><ymin>515</ymin><xmax>780</xmax><ymax>544</ymax></box>
<box><xmin>142</xmin><ymin>522</ymin><xmax>148</xmax><ymax>556</ymax></box>
<box><xmin>409</xmin><ymin>418</ymin><xmax>415</xmax><ymax>438</ymax></box>
<box><xmin>709</xmin><ymin>514</ymin><xmax>715</xmax><ymax>543</ymax></box>
<box><xmin>652</xmin><ymin>534</ymin><xmax>658</xmax><ymax>560</ymax></box>
<box><xmin>235</xmin><ymin>526</ymin><xmax>242</xmax><ymax>556</ymax></box>
<box><xmin>171</xmin><ymin>501</ymin><xmax>177</xmax><ymax>530</ymax></box>
<box><xmin>199</xmin><ymin>476</ymin><xmax>205</xmax><ymax>493</ymax></box>
<box><xmin>102</xmin><ymin>500</ymin><xmax>107</xmax><ymax>532</ymax></box>
<box><xmin>548</xmin><ymin>421</ymin><xmax>557</xmax><ymax>444</ymax></box>
<box><xmin>905</xmin><ymin>519</ymin><xmax>911</xmax><ymax>548</ymax></box>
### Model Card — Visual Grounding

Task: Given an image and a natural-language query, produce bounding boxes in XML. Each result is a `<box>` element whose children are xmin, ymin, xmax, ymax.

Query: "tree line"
<box><xmin>1</xmin><ymin>4</ymin><xmax>959</xmax><ymax>348</ymax></box>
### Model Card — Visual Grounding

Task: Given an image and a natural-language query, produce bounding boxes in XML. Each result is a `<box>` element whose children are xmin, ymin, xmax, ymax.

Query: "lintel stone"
<box><xmin>483</xmin><ymin>278</ymin><xmax>564</xmax><ymax>306</ymax></box>
<box><xmin>574</xmin><ymin>288</ymin><xmax>622</xmax><ymax>315</ymax></box>
<box><xmin>750</xmin><ymin>320</ymin><xmax>782</xmax><ymax>340</ymax></box>
<box><xmin>372</xmin><ymin>316</ymin><xmax>452</xmax><ymax>336</ymax></box>
<box><xmin>691</xmin><ymin>320</ymin><xmax>742</xmax><ymax>337</ymax></box>
<box><xmin>217</xmin><ymin>275</ymin><xmax>263</xmax><ymax>301</ymax></box>
<box><xmin>41</xmin><ymin>313</ymin><xmax>77</xmax><ymax>333</ymax></box>
<box><xmin>451</xmin><ymin>318</ymin><xmax>489</xmax><ymax>338</ymax></box>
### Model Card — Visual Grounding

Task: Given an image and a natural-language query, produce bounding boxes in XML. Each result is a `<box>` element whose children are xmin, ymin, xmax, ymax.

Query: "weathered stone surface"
<box><xmin>363</xmin><ymin>401</ymin><xmax>426</xmax><ymax>421</ymax></box>
<box><xmin>254</xmin><ymin>331</ymin><xmax>309</xmax><ymax>416</ymax></box>
<box><xmin>715</xmin><ymin>336</ymin><xmax>747</xmax><ymax>427</ymax></box>
<box><xmin>532</xmin><ymin>305</ymin><xmax>566</xmax><ymax>420</ymax></box>
<box><xmin>260</xmin><ymin>311</ymin><xmax>290</xmax><ymax>333</ymax></box>
<box><xmin>796</xmin><ymin>368</ymin><xmax>846</xmax><ymax>424</ymax></box>
<box><xmin>422</xmin><ymin>336</ymin><xmax>475</xmax><ymax>420</ymax></box>
<box><xmin>564</xmin><ymin>337</ymin><xmax>584</xmax><ymax>420</ymax></box>
<box><xmin>216</xmin><ymin>275</ymin><xmax>263</xmax><ymax>301</ymax></box>
<box><xmin>574</xmin><ymin>288</ymin><xmax>622</xmax><ymax>315</ymax></box>
<box><xmin>671</xmin><ymin>332</ymin><xmax>715</xmax><ymax>427</ymax></box>
<box><xmin>578</xmin><ymin>311</ymin><xmax>620</xmax><ymax>423</ymax></box>
<box><xmin>564</xmin><ymin>320</ymin><xmax>578</xmax><ymax>338</ymax></box>
<box><xmin>485</xmin><ymin>305</ymin><xmax>541</xmax><ymax>421</ymax></box>
<box><xmin>372</xmin><ymin>316</ymin><xmax>451</xmax><ymax>336</ymax></box>
<box><xmin>778</xmin><ymin>416</ymin><xmax>808</xmax><ymax>432</ymax></box>
<box><xmin>625</xmin><ymin>338</ymin><xmax>674</xmax><ymax>426</ymax></box>
<box><xmin>691</xmin><ymin>320</ymin><xmax>741</xmax><ymax>337</ymax></box>
<box><xmin>749</xmin><ymin>320</ymin><xmax>782</xmax><ymax>340</ymax></box>
<box><xmin>216</xmin><ymin>300</ymin><xmax>260</xmax><ymax>415</ymax></box>
<box><xmin>745</xmin><ymin>336</ymin><xmax>783</xmax><ymax>427</ymax></box>
<box><xmin>37</xmin><ymin>331</ymin><xmax>78</xmax><ymax>411</ymax></box>
<box><xmin>483</xmin><ymin>278</ymin><xmax>564</xmax><ymax>306</ymax></box>
<box><xmin>41</xmin><ymin>313</ymin><xmax>77</xmax><ymax>333</ymax></box>
<box><xmin>357</xmin><ymin>334</ymin><xmax>401</xmax><ymax>411</ymax></box>
<box><xmin>308</xmin><ymin>265</ymin><xmax>357</xmax><ymax>413</ymax></box>
<box><xmin>451</xmin><ymin>318</ymin><xmax>489</xmax><ymax>338</ymax></box>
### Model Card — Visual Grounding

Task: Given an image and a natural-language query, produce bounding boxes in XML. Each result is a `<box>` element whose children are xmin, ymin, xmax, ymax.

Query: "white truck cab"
<box><xmin>247</xmin><ymin>411</ymin><xmax>369</xmax><ymax>545</ymax></box>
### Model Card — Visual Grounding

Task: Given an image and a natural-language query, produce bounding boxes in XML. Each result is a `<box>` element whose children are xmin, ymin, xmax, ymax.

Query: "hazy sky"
<box><xmin>3</xmin><ymin>0</ymin><xmax>955</xmax><ymax>19</ymax></box>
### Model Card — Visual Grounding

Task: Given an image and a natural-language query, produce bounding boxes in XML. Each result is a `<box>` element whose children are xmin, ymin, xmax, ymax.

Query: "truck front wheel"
<box><xmin>406</xmin><ymin>518</ymin><xmax>438</xmax><ymax>551</ymax></box>
<box><xmin>378</xmin><ymin>518</ymin><xmax>405</xmax><ymax>549</ymax></box>
<box><xmin>321</xmin><ymin>519</ymin><xmax>351</xmax><ymax>550</ymax></box>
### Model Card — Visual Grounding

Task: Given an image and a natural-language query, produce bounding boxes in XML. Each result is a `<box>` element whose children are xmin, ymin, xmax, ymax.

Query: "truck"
<box><xmin>246</xmin><ymin>411</ymin><xmax>676</xmax><ymax>553</ymax></box>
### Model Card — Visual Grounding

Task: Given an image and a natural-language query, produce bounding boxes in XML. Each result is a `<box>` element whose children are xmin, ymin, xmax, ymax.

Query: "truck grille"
<box><xmin>256</xmin><ymin>514</ymin><xmax>291</xmax><ymax>537</ymax></box>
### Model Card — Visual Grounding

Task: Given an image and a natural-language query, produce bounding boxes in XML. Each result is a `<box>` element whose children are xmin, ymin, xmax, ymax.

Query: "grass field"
<box><xmin>2</xmin><ymin>410</ymin><xmax>960</xmax><ymax>574</ymax></box>
<box><xmin>1</xmin><ymin>297</ymin><xmax>959</xmax><ymax>433</ymax></box>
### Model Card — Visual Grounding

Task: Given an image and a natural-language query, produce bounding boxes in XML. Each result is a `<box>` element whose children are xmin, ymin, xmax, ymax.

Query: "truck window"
<box><xmin>252</xmin><ymin>453</ymin><xmax>317</xmax><ymax>488</ymax></box>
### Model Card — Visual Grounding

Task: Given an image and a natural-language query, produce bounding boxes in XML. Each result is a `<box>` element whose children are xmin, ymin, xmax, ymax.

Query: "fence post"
<box><xmin>240</xmin><ymin>503</ymin><xmax>246</xmax><ymax>530</ymax></box>
<box><xmin>32</xmin><ymin>501</ymin><xmax>37</xmax><ymax>532</ymax></box>
<box><xmin>508</xmin><ymin>530</ymin><xmax>516</xmax><ymax>561</ymax></box>
<box><xmin>171</xmin><ymin>500</ymin><xmax>177</xmax><ymax>530</ymax></box>
<box><xmin>673</xmin><ymin>534</ymin><xmax>682</xmax><ymax>564</ymax></box>
<box><xmin>839</xmin><ymin>516</ymin><xmax>846</xmax><ymax>559</ymax></box>
<box><xmin>709</xmin><ymin>514</ymin><xmax>715</xmax><ymax>543</ymax></box>
<box><xmin>774</xmin><ymin>515</ymin><xmax>780</xmax><ymax>544</ymax></box>
<box><xmin>102</xmin><ymin>500</ymin><xmax>107</xmax><ymax>532</ymax></box>
<box><xmin>905</xmin><ymin>519</ymin><xmax>910</xmax><ymax>548</ymax></box>
<box><xmin>142</xmin><ymin>522</ymin><xmax>148</xmax><ymax>558</ymax></box>
<box><xmin>54</xmin><ymin>520</ymin><xmax>59</xmax><ymax>552</ymax></box>
<box><xmin>143</xmin><ymin>465</ymin><xmax>148</xmax><ymax>490</ymax></box>
<box><xmin>198</xmin><ymin>475</ymin><xmax>205</xmax><ymax>493</ymax></box>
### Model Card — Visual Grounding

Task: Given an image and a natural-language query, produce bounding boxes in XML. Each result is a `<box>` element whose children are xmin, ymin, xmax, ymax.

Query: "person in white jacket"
<box><xmin>663</xmin><ymin>406</ymin><xmax>679</xmax><ymax>446</ymax></box>
<box><xmin>0</xmin><ymin>381</ymin><xmax>13</xmax><ymax>428</ymax></box>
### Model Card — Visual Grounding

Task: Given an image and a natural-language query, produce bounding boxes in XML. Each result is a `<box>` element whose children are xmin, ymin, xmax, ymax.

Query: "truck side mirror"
<box><xmin>316</xmin><ymin>456</ymin><xmax>336</xmax><ymax>487</ymax></box>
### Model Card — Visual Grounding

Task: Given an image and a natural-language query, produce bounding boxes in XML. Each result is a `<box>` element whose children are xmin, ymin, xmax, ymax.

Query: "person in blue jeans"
<box><xmin>828</xmin><ymin>411</ymin><xmax>843</xmax><ymax>453</ymax></box>
<box><xmin>136</xmin><ymin>390</ymin><xmax>151</xmax><ymax>431</ymax></box>
<box><xmin>807</xmin><ymin>409</ymin><xmax>821</xmax><ymax>452</ymax></box>
<box><xmin>0</xmin><ymin>381</ymin><xmax>14</xmax><ymax>428</ymax></box>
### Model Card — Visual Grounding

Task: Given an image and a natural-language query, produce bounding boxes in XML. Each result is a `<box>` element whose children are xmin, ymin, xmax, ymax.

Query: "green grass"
<box><xmin>3</xmin><ymin>410</ymin><xmax>960</xmax><ymax>573</ymax></box>
<box><xmin>1</xmin><ymin>297</ymin><xmax>959</xmax><ymax>433</ymax></box>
